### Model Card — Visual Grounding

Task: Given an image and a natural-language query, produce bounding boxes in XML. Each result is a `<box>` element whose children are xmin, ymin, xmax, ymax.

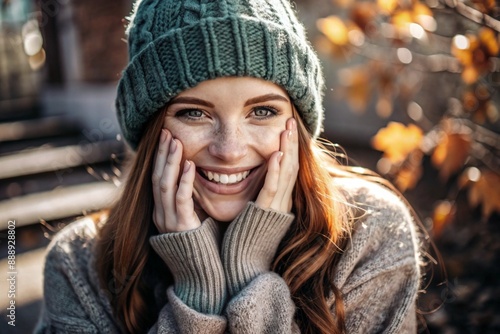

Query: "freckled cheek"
<box><xmin>171</xmin><ymin>131</ymin><xmax>209</xmax><ymax>160</ymax></box>
<box><xmin>250</xmin><ymin>127</ymin><xmax>283</xmax><ymax>158</ymax></box>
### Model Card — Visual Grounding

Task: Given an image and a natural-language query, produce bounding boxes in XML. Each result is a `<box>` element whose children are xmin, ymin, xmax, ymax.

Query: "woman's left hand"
<box><xmin>255</xmin><ymin>118</ymin><xmax>299</xmax><ymax>213</ymax></box>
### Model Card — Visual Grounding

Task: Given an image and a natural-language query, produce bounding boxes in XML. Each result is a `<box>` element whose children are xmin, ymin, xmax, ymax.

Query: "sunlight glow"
<box><xmin>409</xmin><ymin>23</ymin><xmax>425</xmax><ymax>39</ymax></box>
<box><xmin>377</xmin><ymin>158</ymin><xmax>392</xmax><ymax>175</ymax></box>
<box><xmin>348</xmin><ymin>29</ymin><xmax>365</xmax><ymax>47</ymax></box>
<box><xmin>453</xmin><ymin>35</ymin><xmax>469</xmax><ymax>50</ymax></box>
<box><xmin>417</xmin><ymin>15</ymin><xmax>437</xmax><ymax>32</ymax></box>
<box><xmin>397</xmin><ymin>48</ymin><xmax>413</xmax><ymax>64</ymax></box>
<box><xmin>23</xmin><ymin>32</ymin><xmax>43</xmax><ymax>56</ymax></box>
<box><xmin>467</xmin><ymin>167</ymin><xmax>481</xmax><ymax>182</ymax></box>
<box><xmin>407</xmin><ymin>102</ymin><xmax>423</xmax><ymax>121</ymax></box>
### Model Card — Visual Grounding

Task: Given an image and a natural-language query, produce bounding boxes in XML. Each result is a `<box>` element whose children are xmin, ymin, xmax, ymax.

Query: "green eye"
<box><xmin>186</xmin><ymin>109</ymin><xmax>203</xmax><ymax>117</ymax></box>
<box><xmin>252</xmin><ymin>106</ymin><xmax>278</xmax><ymax>118</ymax></box>
<box><xmin>176</xmin><ymin>109</ymin><xmax>204</xmax><ymax>120</ymax></box>
<box><xmin>254</xmin><ymin>109</ymin><xmax>270</xmax><ymax>116</ymax></box>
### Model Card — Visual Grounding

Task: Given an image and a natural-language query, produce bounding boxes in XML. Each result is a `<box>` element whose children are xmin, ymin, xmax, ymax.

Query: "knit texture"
<box><xmin>221</xmin><ymin>202</ymin><xmax>295</xmax><ymax>296</ymax></box>
<box><xmin>116</xmin><ymin>0</ymin><xmax>324</xmax><ymax>149</ymax></box>
<box><xmin>35</xmin><ymin>178</ymin><xmax>421</xmax><ymax>333</ymax></box>
<box><xmin>149</xmin><ymin>218</ymin><xmax>227</xmax><ymax>315</ymax></box>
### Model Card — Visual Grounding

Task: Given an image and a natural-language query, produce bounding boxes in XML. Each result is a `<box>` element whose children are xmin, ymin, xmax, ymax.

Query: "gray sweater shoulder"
<box><xmin>46</xmin><ymin>217</ymin><xmax>97</xmax><ymax>251</ymax></box>
<box><xmin>38</xmin><ymin>218</ymin><xmax>117</xmax><ymax>333</ymax></box>
<box><xmin>333</xmin><ymin>177</ymin><xmax>421</xmax><ymax>290</ymax></box>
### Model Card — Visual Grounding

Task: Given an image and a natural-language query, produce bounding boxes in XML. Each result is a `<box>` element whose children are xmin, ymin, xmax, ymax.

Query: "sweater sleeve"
<box><xmin>221</xmin><ymin>202</ymin><xmax>298</xmax><ymax>332</ymax></box>
<box><xmin>221</xmin><ymin>202</ymin><xmax>295</xmax><ymax>296</ymax></box>
<box><xmin>149</xmin><ymin>218</ymin><xmax>227</xmax><ymax>315</ymax></box>
<box><xmin>147</xmin><ymin>288</ymin><xmax>226</xmax><ymax>333</ymax></box>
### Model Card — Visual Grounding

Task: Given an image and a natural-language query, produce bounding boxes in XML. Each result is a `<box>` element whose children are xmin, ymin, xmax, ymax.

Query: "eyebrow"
<box><xmin>169</xmin><ymin>93</ymin><xmax>290</xmax><ymax>108</ymax></box>
<box><xmin>244</xmin><ymin>94</ymin><xmax>290</xmax><ymax>106</ymax></box>
<box><xmin>169</xmin><ymin>97</ymin><xmax>214</xmax><ymax>108</ymax></box>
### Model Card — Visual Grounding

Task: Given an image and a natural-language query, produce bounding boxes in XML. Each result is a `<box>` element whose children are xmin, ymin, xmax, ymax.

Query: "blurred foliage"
<box><xmin>317</xmin><ymin>0</ymin><xmax>500</xmax><ymax>235</ymax></box>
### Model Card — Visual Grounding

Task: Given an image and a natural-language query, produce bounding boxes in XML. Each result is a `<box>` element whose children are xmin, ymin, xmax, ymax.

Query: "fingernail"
<box><xmin>183</xmin><ymin>160</ymin><xmax>191</xmax><ymax>173</ymax></box>
<box><xmin>288</xmin><ymin>130</ymin><xmax>292</xmax><ymax>139</ymax></box>
<box><xmin>277</xmin><ymin>151</ymin><xmax>283</xmax><ymax>163</ymax></box>
<box><xmin>170</xmin><ymin>139</ymin><xmax>177</xmax><ymax>153</ymax></box>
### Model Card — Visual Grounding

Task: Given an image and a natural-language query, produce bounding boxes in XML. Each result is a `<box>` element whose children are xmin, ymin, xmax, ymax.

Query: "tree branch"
<box><xmin>441</xmin><ymin>0</ymin><xmax>500</xmax><ymax>32</ymax></box>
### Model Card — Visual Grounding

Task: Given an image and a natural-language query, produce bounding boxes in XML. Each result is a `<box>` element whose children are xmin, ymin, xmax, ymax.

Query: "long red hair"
<box><xmin>96</xmin><ymin>108</ymin><xmax>354</xmax><ymax>333</ymax></box>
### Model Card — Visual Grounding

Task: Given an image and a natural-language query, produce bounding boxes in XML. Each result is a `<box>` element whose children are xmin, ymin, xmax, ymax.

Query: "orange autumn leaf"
<box><xmin>350</xmin><ymin>2</ymin><xmax>378</xmax><ymax>33</ymax></box>
<box><xmin>377</xmin><ymin>0</ymin><xmax>399</xmax><ymax>14</ymax></box>
<box><xmin>412</xmin><ymin>1</ymin><xmax>433</xmax><ymax>18</ymax></box>
<box><xmin>466</xmin><ymin>170</ymin><xmax>500</xmax><ymax>219</ymax></box>
<box><xmin>391</xmin><ymin>9</ymin><xmax>413</xmax><ymax>29</ymax></box>
<box><xmin>394</xmin><ymin>149</ymin><xmax>424</xmax><ymax>192</ymax></box>
<box><xmin>432</xmin><ymin>201</ymin><xmax>456</xmax><ymax>237</ymax></box>
<box><xmin>471</xmin><ymin>0</ymin><xmax>497</xmax><ymax>15</ymax></box>
<box><xmin>375</xmin><ymin>64</ymin><xmax>397</xmax><ymax>117</ymax></box>
<box><xmin>451</xmin><ymin>28</ymin><xmax>500</xmax><ymax>84</ymax></box>
<box><xmin>338</xmin><ymin>66</ymin><xmax>372</xmax><ymax>112</ymax></box>
<box><xmin>479</xmin><ymin>27</ymin><xmax>500</xmax><ymax>55</ymax></box>
<box><xmin>333</xmin><ymin>0</ymin><xmax>355</xmax><ymax>8</ymax></box>
<box><xmin>317</xmin><ymin>16</ymin><xmax>349</xmax><ymax>46</ymax></box>
<box><xmin>376</xmin><ymin>94</ymin><xmax>393</xmax><ymax>118</ymax></box>
<box><xmin>432</xmin><ymin>132</ymin><xmax>471</xmax><ymax>180</ymax></box>
<box><xmin>461</xmin><ymin>66</ymin><xmax>480</xmax><ymax>85</ymax></box>
<box><xmin>372</xmin><ymin>122</ymin><xmax>424</xmax><ymax>163</ymax></box>
<box><xmin>452</xmin><ymin>35</ymin><xmax>475</xmax><ymax>66</ymax></box>
<box><xmin>390</xmin><ymin>1</ymin><xmax>433</xmax><ymax>37</ymax></box>
<box><xmin>462</xmin><ymin>84</ymin><xmax>497</xmax><ymax>123</ymax></box>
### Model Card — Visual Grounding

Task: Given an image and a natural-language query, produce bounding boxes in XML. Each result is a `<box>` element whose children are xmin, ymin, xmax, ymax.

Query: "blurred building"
<box><xmin>38</xmin><ymin>0</ymin><xmax>130</xmax><ymax>134</ymax></box>
<box><xmin>0</xmin><ymin>2</ymin><xmax>130</xmax><ymax>332</ymax></box>
<box><xmin>0</xmin><ymin>0</ymin><xmax>42</xmax><ymax>119</ymax></box>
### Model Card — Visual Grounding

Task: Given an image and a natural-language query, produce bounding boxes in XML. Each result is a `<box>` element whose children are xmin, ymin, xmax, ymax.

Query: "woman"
<box><xmin>36</xmin><ymin>0</ymin><xmax>422</xmax><ymax>333</ymax></box>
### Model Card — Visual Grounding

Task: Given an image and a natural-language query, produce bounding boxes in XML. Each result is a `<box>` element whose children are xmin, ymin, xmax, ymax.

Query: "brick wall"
<box><xmin>72</xmin><ymin>0</ymin><xmax>130</xmax><ymax>83</ymax></box>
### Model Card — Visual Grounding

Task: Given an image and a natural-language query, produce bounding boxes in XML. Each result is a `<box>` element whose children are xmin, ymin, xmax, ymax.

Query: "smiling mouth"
<box><xmin>199</xmin><ymin>169</ymin><xmax>252</xmax><ymax>185</ymax></box>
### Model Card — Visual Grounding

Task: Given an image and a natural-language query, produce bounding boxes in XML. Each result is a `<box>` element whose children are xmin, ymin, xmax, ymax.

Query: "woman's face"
<box><xmin>163</xmin><ymin>76</ymin><xmax>294</xmax><ymax>222</ymax></box>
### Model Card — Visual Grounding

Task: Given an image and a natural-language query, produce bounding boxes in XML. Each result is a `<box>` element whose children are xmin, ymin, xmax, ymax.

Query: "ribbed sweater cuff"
<box><xmin>149</xmin><ymin>219</ymin><xmax>226</xmax><ymax>315</ymax></box>
<box><xmin>222</xmin><ymin>202</ymin><xmax>295</xmax><ymax>296</ymax></box>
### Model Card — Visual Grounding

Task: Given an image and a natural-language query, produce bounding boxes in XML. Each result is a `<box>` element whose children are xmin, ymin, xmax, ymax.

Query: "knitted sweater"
<box><xmin>35</xmin><ymin>178</ymin><xmax>421</xmax><ymax>333</ymax></box>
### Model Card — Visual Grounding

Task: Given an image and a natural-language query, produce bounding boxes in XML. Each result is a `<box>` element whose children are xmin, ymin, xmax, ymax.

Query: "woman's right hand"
<box><xmin>152</xmin><ymin>129</ymin><xmax>201</xmax><ymax>233</ymax></box>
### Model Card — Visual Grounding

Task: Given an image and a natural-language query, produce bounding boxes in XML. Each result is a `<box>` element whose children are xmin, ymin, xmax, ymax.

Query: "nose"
<box><xmin>208</xmin><ymin>124</ymin><xmax>248</xmax><ymax>162</ymax></box>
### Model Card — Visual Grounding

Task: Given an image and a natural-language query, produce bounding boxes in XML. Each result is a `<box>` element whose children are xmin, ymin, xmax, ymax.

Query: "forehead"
<box><xmin>176</xmin><ymin>77</ymin><xmax>289</xmax><ymax>100</ymax></box>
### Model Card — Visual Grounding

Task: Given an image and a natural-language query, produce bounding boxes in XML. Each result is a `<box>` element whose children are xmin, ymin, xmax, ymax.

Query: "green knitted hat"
<box><xmin>116</xmin><ymin>0</ymin><xmax>325</xmax><ymax>149</ymax></box>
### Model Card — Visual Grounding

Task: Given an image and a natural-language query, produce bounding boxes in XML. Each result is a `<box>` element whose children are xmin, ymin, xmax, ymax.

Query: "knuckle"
<box><xmin>176</xmin><ymin>192</ymin><xmax>190</xmax><ymax>204</ymax></box>
<box><xmin>159</xmin><ymin>180</ymin><xmax>169</xmax><ymax>193</ymax></box>
<box><xmin>265</xmin><ymin>187</ymin><xmax>278</xmax><ymax>197</ymax></box>
<box><xmin>166</xmin><ymin>155</ymin><xmax>177</xmax><ymax>165</ymax></box>
<box><xmin>151</xmin><ymin>173</ymin><xmax>161</xmax><ymax>185</ymax></box>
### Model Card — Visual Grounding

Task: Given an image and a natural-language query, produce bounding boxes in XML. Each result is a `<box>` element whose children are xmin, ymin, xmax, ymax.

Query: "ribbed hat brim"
<box><xmin>116</xmin><ymin>16</ymin><xmax>323</xmax><ymax>149</ymax></box>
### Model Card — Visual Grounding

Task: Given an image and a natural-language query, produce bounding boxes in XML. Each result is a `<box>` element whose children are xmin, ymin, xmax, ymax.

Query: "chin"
<box><xmin>200</xmin><ymin>199</ymin><xmax>250</xmax><ymax>222</ymax></box>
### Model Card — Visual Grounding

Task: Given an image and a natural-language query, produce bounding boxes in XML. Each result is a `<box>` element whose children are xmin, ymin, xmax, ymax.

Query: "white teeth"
<box><xmin>220</xmin><ymin>174</ymin><xmax>229</xmax><ymax>184</ymax></box>
<box><xmin>202</xmin><ymin>169</ymin><xmax>251</xmax><ymax>184</ymax></box>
